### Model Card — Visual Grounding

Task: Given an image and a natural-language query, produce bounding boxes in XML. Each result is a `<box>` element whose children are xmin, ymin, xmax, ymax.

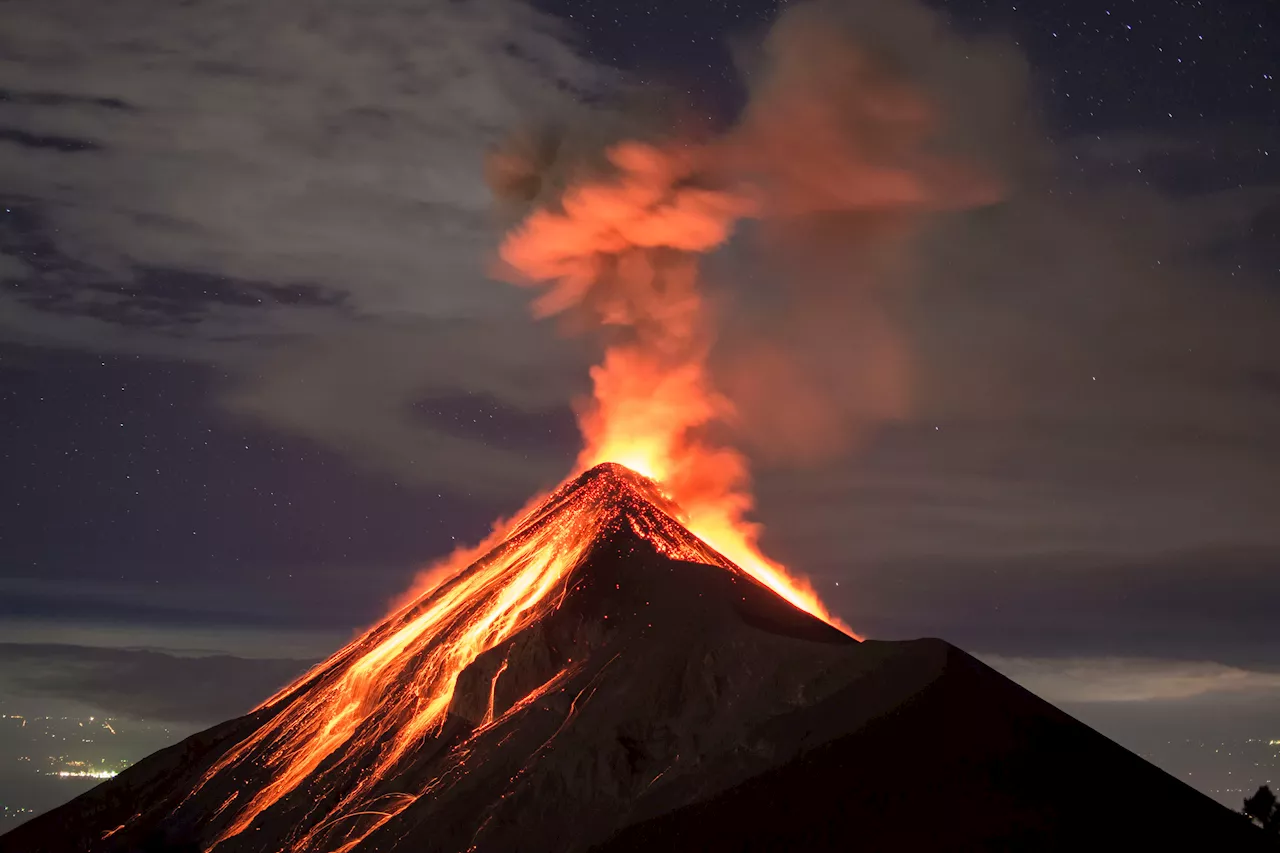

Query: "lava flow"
<box><xmin>177</xmin><ymin>463</ymin><xmax>835</xmax><ymax>853</ymax></box>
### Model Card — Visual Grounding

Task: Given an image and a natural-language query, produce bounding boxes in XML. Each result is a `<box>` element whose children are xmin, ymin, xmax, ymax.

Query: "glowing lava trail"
<box><xmin>182</xmin><ymin>464</ymin><xmax>828</xmax><ymax>852</ymax></box>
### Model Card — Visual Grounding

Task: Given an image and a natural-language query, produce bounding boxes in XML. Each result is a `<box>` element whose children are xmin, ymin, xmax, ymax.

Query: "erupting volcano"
<box><xmin>2</xmin><ymin>8</ymin><xmax>1270</xmax><ymax>848</ymax></box>
<box><xmin>18</xmin><ymin>462</ymin><xmax>853</xmax><ymax>852</ymax></box>
<box><xmin>175</xmin><ymin>461</ymin><xmax>843</xmax><ymax>853</ymax></box>
<box><xmin>1</xmin><ymin>462</ymin><xmax>1269</xmax><ymax>853</ymax></box>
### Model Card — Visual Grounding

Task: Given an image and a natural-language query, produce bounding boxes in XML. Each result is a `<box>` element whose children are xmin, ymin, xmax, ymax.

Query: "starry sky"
<box><xmin>0</xmin><ymin>0</ymin><xmax>1278</xmax><ymax>808</ymax></box>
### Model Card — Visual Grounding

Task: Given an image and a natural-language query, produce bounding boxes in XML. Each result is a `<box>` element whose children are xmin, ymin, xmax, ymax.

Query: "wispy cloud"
<box><xmin>0</xmin><ymin>0</ymin><xmax>607</xmax><ymax>493</ymax></box>
<box><xmin>0</xmin><ymin>643</ymin><xmax>313</xmax><ymax>723</ymax></box>
<box><xmin>983</xmin><ymin>655</ymin><xmax>1280</xmax><ymax>703</ymax></box>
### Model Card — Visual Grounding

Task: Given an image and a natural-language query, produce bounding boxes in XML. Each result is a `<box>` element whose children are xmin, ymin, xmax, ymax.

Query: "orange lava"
<box><xmin>187</xmin><ymin>465</ymin><xmax>777</xmax><ymax>852</ymax></box>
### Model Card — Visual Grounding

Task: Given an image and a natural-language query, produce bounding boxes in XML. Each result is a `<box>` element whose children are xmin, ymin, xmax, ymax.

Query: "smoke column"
<box><xmin>493</xmin><ymin>0</ymin><xmax>1002</xmax><ymax>626</ymax></box>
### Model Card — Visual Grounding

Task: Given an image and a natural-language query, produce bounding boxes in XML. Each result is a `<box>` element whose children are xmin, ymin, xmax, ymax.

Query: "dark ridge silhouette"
<box><xmin>592</xmin><ymin>645</ymin><xmax>1268</xmax><ymax>852</ymax></box>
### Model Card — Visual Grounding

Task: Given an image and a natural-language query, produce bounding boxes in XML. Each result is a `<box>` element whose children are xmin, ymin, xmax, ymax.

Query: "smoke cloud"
<box><xmin>490</xmin><ymin>0</ymin><xmax>1012</xmax><ymax>480</ymax></box>
<box><xmin>983</xmin><ymin>655</ymin><xmax>1280</xmax><ymax>703</ymax></box>
<box><xmin>480</xmin><ymin>0</ymin><xmax>1029</xmax><ymax>629</ymax></box>
<box><xmin>711</xmin><ymin>0</ymin><xmax>1018</xmax><ymax>462</ymax></box>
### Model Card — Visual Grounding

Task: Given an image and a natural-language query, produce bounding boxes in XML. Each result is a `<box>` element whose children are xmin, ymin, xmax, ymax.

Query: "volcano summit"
<box><xmin>0</xmin><ymin>464</ymin><xmax>1267</xmax><ymax>852</ymax></box>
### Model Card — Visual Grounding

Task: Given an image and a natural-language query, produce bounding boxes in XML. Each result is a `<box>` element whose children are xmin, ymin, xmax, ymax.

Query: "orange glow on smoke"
<box><xmin>578</xmin><ymin>347</ymin><xmax>848</xmax><ymax>631</ymax></box>
<box><xmin>502</xmin><ymin>141</ymin><xmax>851</xmax><ymax>634</ymax></box>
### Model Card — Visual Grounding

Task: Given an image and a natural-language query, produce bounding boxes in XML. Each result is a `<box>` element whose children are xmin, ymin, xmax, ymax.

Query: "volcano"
<box><xmin>0</xmin><ymin>463</ymin><xmax>1267</xmax><ymax>852</ymax></box>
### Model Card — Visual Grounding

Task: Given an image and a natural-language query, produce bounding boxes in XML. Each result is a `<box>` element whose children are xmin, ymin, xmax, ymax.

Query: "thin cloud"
<box><xmin>0</xmin><ymin>643</ymin><xmax>313</xmax><ymax>723</ymax></box>
<box><xmin>983</xmin><ymin>655</ymin><xmax>1280</xmax><ymax>703</ymax></box>
<box><xmin>0</xmin><ymin>0</ymin><xmax>608</xmax><ymax>493</ymax></box>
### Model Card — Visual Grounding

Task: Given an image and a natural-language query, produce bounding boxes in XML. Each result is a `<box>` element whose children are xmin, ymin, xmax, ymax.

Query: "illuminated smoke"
<box><xmin>493</xmin><ymin>1</ymin><xmax>1000</xmax><ymax>629</ymax></box>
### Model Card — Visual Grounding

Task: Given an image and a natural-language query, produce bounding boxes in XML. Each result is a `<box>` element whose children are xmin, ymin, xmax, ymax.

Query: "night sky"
<box><xmin>1</xmin><ymin>0</ymin><xmax>1278</xmax><ymax>814</ymax></box>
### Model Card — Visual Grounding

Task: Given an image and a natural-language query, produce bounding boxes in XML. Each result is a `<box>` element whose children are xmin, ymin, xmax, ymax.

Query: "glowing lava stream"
<box><xmin>186</xmin><ymin>464</ymin><xmax>847</xmax><ymax>852</ymax></box>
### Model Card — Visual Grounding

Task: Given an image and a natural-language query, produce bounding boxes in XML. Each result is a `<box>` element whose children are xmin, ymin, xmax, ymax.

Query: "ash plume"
<box><xmin>489</xmin><ymin>0</ymin><xmax>1011</xmax><ymax>594</ymax></box>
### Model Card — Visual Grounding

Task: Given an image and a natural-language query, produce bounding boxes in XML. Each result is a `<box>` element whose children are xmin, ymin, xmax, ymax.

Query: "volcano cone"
<box><xmin>0</xmin><ymin>464</ymin><xmax>1267</xmax><ymax>852</ymax></box>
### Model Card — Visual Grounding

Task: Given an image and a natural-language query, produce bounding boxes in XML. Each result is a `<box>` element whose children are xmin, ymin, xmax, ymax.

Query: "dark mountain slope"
<box><xmin>593</xmin><ymin>642</ymin><xmax>1268</xmax><ymax>852</ymax></box>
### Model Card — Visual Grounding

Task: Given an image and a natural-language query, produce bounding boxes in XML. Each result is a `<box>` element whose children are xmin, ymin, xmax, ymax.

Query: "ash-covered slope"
<box><xmin>1</xmin><ymin>464</ymin><xmax>1268</xmax><ymax>852</ymax></box>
